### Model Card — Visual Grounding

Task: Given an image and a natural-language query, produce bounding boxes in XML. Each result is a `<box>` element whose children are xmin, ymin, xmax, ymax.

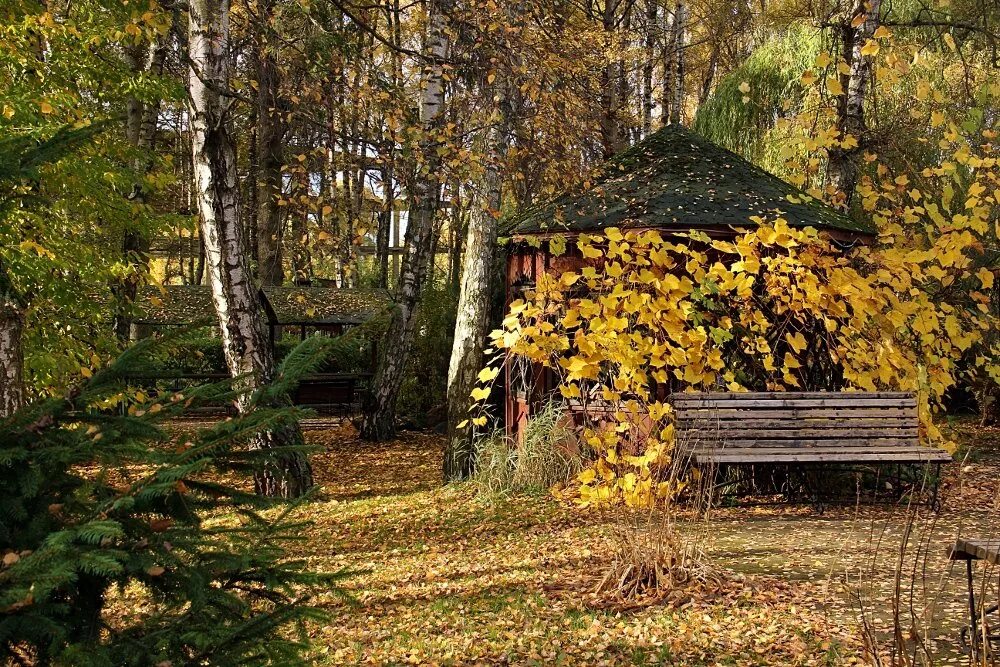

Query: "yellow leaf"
<box><xmin>456</xmin><ymin>420</ymin><xmax>469</xmax><ymax>429</ymax></box>
<box><xmin>477</xmin><ymin>366</ymin><xmax>500</xmax><ymax>383</ymax></box>
<box><xmin>472</xmin><ymin>416</ymin><xmax>487</xmax><ymax>426</ymax></box>
<box><xmin>738</xmin><ymin>81</ymin><xmax>751</xmax><ymax>94</ymax></box>
<box><xmin>785</xmin><ymin>331</ymin><xmax>807</xmax><ymax>353</ymax></box>
<box><xmin>2</xmin><ymin>104</ymin><xmax>13</xmax><ymax>119</ymax></box>
<box><xmin>800</xmin><ymin>70</ymin><xmax>818</xmax><ymax>86</ymax></box>
<box><xmin>827</xmin><ymin>77</ymin><xmax>844</xmax><ymax>96</ymax></box>
<box><xmin>859</xmin><ymin>40</ymin><xmax>880</xmax><ymax>57</ymax></box>
<box><xmin>977</xmin><ymin>268</ymin><xmax>995</xmax><ymax>289</ymax></box>
<box><xmin>943</xmin><ymin>33</ymin><xmax>957</xmax><ymax>51</ymax></box>
<box><xmin>873</xmin><ymin>25</ymin><xmax>893</xmax><ymax>39</ymax></box>
<box><xmin>470</xmin><ymin>386</ymin><xmax>491</xmax><ymax>402</ymax></box>
<box><xmin>850</xmin><ymin>12</ymin><xmax>867</xmax><ymax>28</ymax></box>
<box><xmin>814</xmin><ymin>52</ymin><xmax>832</xmax><ymax>68</ymax></box>
<box><xmin>39</xmin><ymin>101</ymin><xmax>53</xmax><ymax>114</ymax></box>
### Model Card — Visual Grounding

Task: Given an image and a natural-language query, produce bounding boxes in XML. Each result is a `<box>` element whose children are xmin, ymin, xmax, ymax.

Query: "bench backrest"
<box><xmin>671</xmin><ymin>391</ymin><xmax>919</xmax><ymax>449</ymax></box>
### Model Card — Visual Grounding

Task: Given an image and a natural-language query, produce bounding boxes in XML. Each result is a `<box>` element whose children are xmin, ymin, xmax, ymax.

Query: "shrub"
<box><xmin>0</xmin><ymin>337</ymin><xmax>345</xmax><ymax>665</ymax></box>
<box><xmin>396</xmin><ymin>282</ymin><xmax>457</xmax><ymax>429</ymax></box>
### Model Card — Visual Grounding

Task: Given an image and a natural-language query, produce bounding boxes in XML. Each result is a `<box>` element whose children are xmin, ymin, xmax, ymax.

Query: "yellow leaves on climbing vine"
<box><xmin>489</xmin><ymin>215</ymin><xmax>994</xmax><ymax>507</ymax></box>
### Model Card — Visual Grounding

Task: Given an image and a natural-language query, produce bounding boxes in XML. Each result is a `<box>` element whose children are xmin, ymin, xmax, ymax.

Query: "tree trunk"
<box><xmin>376</xmin><ymin>164</ymin><xmax>392</xmax><ymax>289</ymax></box>
<box><xmin>826</xmin><ymin>0</ymin><xmax>880</xmax><ymax>211</ymax></box>
<box><xmin>187</xmin><ymin>0</ymin><xmax>312</xmax><ymax>497</ymax></box>
<box><xmin>443</xmin><ymin>102</ymin><xmax>512</xmax><ymax>481</ymax></box>
<box><xmin>360</xmin><ymin>0</ymin><xmax>453</xmax><ymax>441</ymax></box>
<box><xmin>114</xmin><ymin>34</ymin><xmax>168</xmax><ymax>343</ymax></box>
<box><xmin>0</xmin><ymin>272</ymin><xmax>24</xmax><ymax>419</ymax></box>
<box><xmin>661</xmin><ymin>6</ymin><xmax>675</xmax><ymax>126</ymax></box>
<box><xmin>600</xmin><ymin>2</ymin><xmax>622</xmax><ymax>158</ymax></box>
<box><xmin>670</xmin><ymin>1</ymin><xmax>687</xmax><ymax>125</ymax></box>
<box><xmin>642</xmin><ymin>0</ymin><xmax>657</xmax><ymax>136</ymax></box>
<box><xmin>256</xmin><ymin>0</ymin><xmax>285</xmax><ymax>287</ymax></box>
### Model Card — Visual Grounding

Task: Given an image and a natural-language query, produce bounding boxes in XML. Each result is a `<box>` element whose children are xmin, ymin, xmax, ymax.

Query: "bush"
<box><xmin>396</xmin><ymin>282</ymin><xmax>457</xmax><ymax>429</ymax></box>
<box><xmin>141</xmin><ymin>329</ymin><xmax>373</xmax><ymax>377</ymax></box>
<box><xmin>470</xmin><ymin>402</ymin><xmax>581</xmax><ymax>498</ymax></box>
<box><xmin>0</xmin><ymin>337</ymin><xmax>345</xmax><ymax>665</ymax></box>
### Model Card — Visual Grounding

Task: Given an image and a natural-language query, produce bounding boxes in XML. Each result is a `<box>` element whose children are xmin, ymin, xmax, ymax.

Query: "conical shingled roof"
<box><xmin>511</xmin><ymin>125</ymin><xmax>873</xmax><ymax>236</ymax></box>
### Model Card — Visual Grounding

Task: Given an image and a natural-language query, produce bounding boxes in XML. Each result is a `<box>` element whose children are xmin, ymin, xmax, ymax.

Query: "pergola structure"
<box><xmin>133</xmin><ymin>285</ymin><xmax>392</xmax><ymax>411</ymax></box>
<box><xmin>134</xmin><ymin>284</ymin><xmax>391</xmax><ymax>342</ymax></box>
<box><xmin>503</xmin><ymin>125</ymin><xmax>875</xmax><ymax>436</ymax></box>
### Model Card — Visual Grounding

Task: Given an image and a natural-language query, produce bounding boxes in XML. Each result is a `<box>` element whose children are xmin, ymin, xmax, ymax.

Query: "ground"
<box><xmin>260</xmin><ymin>417</ymin><xmax>1000</xmax><ymax>666</ymax></box>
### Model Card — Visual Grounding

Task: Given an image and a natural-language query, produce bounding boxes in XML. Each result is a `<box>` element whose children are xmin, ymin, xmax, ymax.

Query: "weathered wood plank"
<box><xmin>687</xmin><ymin>438</ymin><xmax>920</xmax><ymax>448</ymax></box>
<box><xmin>679</xmin><ymin>427</ymin><xmax>919</xmax><ymax>439</ymax></box>
<box><xmin>674</xmin><ymin>408</ymin><xmax>916</xmax><ymax>419</ymax></box>
<box><xmin>693</xmin><ymin>449</ymin><xmax>952</xmax><ymax>464</ymax></box>
<box><xmin>672</xmin><ymin>397</ymin><xmax>916</xmax><ymax>409</ymax></box>
<box><xmin>677</xmin><ymin>417</ymin><xmax>915</xmax><ymax>429</ymax></box>
<box><xmin>949</xmin><ymin>539</ymin><xmax>1000</xmax><ymax>565</ymax></box>
<box><xmin>672</xmin><ymin>391</ymin><xmax>915</xmax><ymax>401</ymax></box>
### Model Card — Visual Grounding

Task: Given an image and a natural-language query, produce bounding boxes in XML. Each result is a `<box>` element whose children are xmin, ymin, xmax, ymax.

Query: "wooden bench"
<box><xmin>671</xmin><ymin>391</ymin><xmax>952</xmax><ymax>503</ymax></box>
<box><xmin>949</xmin><ymin>538</ymin><xmax>1000</xmax><ymax>658</ymax></box>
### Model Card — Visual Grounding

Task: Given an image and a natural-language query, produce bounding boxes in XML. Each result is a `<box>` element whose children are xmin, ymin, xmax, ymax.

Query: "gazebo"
<box><xmin>503</xmin><ymin>125</ymin><xmax>874</xmax><ymax>435</ymax></box>
<box><xmin>133</xmin><ymin>285</ymin><xmax>392</xmax><ymax>411</ymax></box>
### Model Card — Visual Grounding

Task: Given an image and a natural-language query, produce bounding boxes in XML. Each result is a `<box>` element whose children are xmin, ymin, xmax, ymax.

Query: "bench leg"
<box><xmin>930</xmin><ymin>463</ymin><xmax>942</xmax><ymax>513</ymax></box>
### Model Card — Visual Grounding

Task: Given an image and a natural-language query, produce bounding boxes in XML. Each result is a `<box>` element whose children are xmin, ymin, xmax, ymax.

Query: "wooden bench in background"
<box><xmin>671</xmin><ymin>391</ymin><xmax>952</xmax><ymax>505</ymax></box>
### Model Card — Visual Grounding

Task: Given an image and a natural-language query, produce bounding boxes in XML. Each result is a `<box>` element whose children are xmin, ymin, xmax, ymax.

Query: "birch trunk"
<box><xmin>443</xmin><ymin>104</ymin><xmax>511</xmax><ymax>481</ymax></box>
<box><xmin>670</xmin><ymin>1</ymin><xmax>687</xmax><ymax>125</ymax></box>
<box><xmin>827</xmin><ymin>0</ymin><xmax>880</xmax><ymax>210</ymax></box>
<box><xmin>0</xmin><ymin>266</ymin><xmax>23</xmax><ymax>419</ymax></box>
<box><xmin>360</xmin><ymin>0</ymin><xmax>453</xmax><ymax>441</ymax></box>
<box><xmin>641</xmin><ymin>0</ymin><xmax>657</xmax><ymax>136</ymax></box>
<box><xmin>187</xmin><ymin>0</ymin><xmax>312</xmax><ymax>496</ymax></box>
<box><xmin>255</xmin><ymin>0</ymin><xmax>285</xmax><ymax>287</ymax></box>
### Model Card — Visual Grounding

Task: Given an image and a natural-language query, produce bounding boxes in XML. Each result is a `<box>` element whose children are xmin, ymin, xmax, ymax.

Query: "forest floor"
<box><xmin>269</xmin><ymin>416</ymin><xmax>1000</xmax><ymax>666</ymax></box>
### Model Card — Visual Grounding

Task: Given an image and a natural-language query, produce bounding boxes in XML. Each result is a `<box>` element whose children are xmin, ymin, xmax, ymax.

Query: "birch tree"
<box><xmin>826</xmin><ymin>0</ymin><xmax>881</xmax><ymax>210</ymax></box>
<box><xmin>187</xmin><ymin>0</ymin><xmax>312</xmax><ymax>496</ymax></box>
<box><xmin>444</xmin><ymin>91</ymin><xmax>513</xmax><ymax>480</ymax></box>
<box><xmin>0</xmin><ymin>263</ymin><xmax>22</xmax><ymax>418</ymax></box>
<box><xmin>360</xmin><ymin>0</ymin><xmax>454</xmax><ymax>441</ymax></box>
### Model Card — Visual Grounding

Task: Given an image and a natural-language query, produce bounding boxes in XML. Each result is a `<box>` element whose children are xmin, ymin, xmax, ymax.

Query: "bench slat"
<box><xmin>672</xmin><ymin>391</ymin><xmax>914</xmax><ymax>400</ymax></box>
<box><xmin>677</xmin><ymin>418</ymin><xmax>915</xmax><ymax>429</ymax></box>
<box><xmin>673</xmin><ymin>397</ymin><xmax>916</xmax><ymax>409</ymax></box>
<box><xmin>692</xmin><ymin>448</ymin><xmax>952</xmax><ymax>464</ymax></box>
<box><xmin>680</xmin><ymin>428</ymin><xmax>918</xmax><ymax>439</ymax></box>
<box><xmin>686</xmin><ymin>438</ymin><xmax>919</xmax><ymax>448</ymax></box>
<box><xmin>674</xmin><ymin>408</ymin><xmax>916</xmax><ymax>419</ymax></box>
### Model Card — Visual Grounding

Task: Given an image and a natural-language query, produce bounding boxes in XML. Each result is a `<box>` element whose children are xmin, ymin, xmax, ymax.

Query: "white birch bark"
<box><xmin>360</xmin><ymin>0</ymin><xmax>453</xmax><ymax>440</ymax></box>
<box><xmin>187</xmin><ymin>0</ymin><xmax>311</xmax><ymax>496</ymax></box>
<box><xmin>670</xmin><ymin>1</ymin><xmax>687</xmax><ymax>125</ymax></box>
<box><xmin>827</xmin><ymin>0</ymin><xmax>881</xmax><ymax>210</ymax></box>
<box><xmin>0</xmin><ymin>273</ymin><xmax>23</xmax><ymax>419</ymax></box>
<box><xmin>444</xmin><ymin>98</ymin><xmax>512</xmax><ymax>480</ymax></box>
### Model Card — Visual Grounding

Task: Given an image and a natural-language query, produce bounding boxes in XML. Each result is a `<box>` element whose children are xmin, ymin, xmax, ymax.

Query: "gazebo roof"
<box><xmin>135</xmin><ymin>285</ymin><xmax>392</xmax><ymax>326</ymax></box>
<box><xmin>510</xmin><ymin>125</ymin><xmax>873</xmax><ymax>236</ymax></box>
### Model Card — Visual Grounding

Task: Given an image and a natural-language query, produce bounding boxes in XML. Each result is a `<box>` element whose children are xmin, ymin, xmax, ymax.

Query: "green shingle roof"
<box><xmin>510</xmin><ymin>125</ymin><xmax>873</xmax><ymax>236</ymax></box>
<box><xmin>136</xmin><ymin>285</ymin><xmax>392</xmax><ymax>326</ymax></box>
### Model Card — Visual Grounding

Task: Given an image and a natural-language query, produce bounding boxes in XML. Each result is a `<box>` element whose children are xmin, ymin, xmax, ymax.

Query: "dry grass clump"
<box><xmin>470</xmin><ymin>402</ymin><xmax>581</xmax><ymax>498</ymax></box>
<box><xmin>596</xmin><ymin>523</ymin><xmax>721</xmax><ymax>606</ymax></box>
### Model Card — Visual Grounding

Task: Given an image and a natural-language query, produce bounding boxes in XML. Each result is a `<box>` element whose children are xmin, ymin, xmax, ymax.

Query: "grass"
<box><xmin>294</xmin><ymin>421</ymin><xmax>868</xmax><ymax>665</ymax></box>
<box><xmin>135</xmin><ymin>416</ymin><xmax>1000</xmax><ymax>665</ymax></box>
